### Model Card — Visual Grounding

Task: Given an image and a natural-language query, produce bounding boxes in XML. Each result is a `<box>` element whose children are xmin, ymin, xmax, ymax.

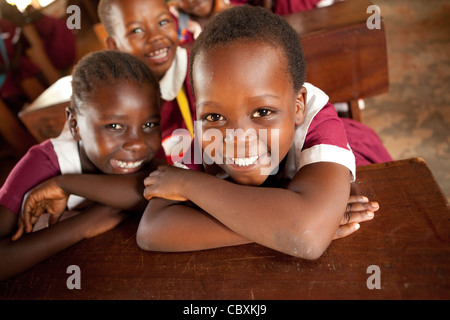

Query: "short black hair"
<box><xmin>189</xmin><ymin>5</ymin><xmax>306</xmax><ymax>93</ymax></box>
<box><xmin>71</xmin><ymin>50</ymin><xmax>159</xmax><ymax>112</ymax></box>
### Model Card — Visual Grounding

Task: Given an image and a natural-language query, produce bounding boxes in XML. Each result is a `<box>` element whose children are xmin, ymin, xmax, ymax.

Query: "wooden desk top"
<box><xmin>286</xmin><ymin>0</ymin><xmax>389</xmax><ymax>122</ymax></box>
<box><xmin>285</xmin><ymin>0</ymin><xmax>374</xmax><ymax>37</ymax></box>
<box><xmin>0</xmin><ymin>158</ymin><xmax>448</xmax><ymax>300</ymax></box>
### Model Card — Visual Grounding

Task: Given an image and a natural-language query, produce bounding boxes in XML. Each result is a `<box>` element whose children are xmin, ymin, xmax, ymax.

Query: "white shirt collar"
<box><xmin>159</xmin><ymin>46</ymin><xmax>188</xmax><ymax>101</ymax></box>
<box><xmin>295</xmin><ymin>82</ymin><xmax>330</xmax><ymax>151</ymax></box>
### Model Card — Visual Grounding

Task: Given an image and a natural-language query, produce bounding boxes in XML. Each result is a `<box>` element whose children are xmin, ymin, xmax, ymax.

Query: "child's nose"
<box><xmin>223</xmin><ymin>118</ymin><xmax>257</xmax><ymax>143</ymax></box>
<box><xmin>145</xmin><ymin>28</ymin><xmax>164</xmax><ymax>43</ymax></box>
<box><xmin>123</xmin><ymin>139</ymin><xmax>146</xmax><ymax>153</ymax></box>
<box><xmin>223</xmin><ymin>127</ymin><xmax>260</xmax><ymax>157</ymax></box>
<box><xmin>224</xmin><ymin>128</ymin><xmax>258</xmax><ymax>144</ymax></box>
<box><xmin>122</xmin><ymin>131</ymin><xmax>147</xmax><ymax>153</ymax></box>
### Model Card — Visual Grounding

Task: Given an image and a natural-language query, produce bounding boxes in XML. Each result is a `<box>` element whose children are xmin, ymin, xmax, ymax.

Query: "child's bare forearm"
<box><xmin>177</xmin><ymin>165</ymin><xmax>350</xmax><ymax>259</ymax></box>
<box><xmin>0</xmin><ymin>204</ymin><xmax>124</xmax><ymax>281</ymax></box>
<box><xmin>0</xmin><ymin>209</ymin><xmax>85</xmax><ymax>281</ymax></box>
<box><xmin>55</xmin><ymin>172</ymin><xmax>149</xmax><ymax>212</ymax></box>
<box><xmin>142</xmin><ymin>163</ymin><xmax>350</xmax><ymax>258</ymax></box>
<box><xmin>137</xmin><ymin>198</ymin><xmax>251</xmax><ymax>252</ymax></box>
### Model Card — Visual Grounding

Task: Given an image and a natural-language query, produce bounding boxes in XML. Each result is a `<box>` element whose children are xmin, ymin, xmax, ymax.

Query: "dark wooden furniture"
<box><xmin>286</xmin><ymin>0</ymin><xmax>390</xmax><ymax>122</ymax></box>
<box><xmin>1</xmin><ymin>158</ymin><xmax>448</xmax><ymax>300</ymax></box>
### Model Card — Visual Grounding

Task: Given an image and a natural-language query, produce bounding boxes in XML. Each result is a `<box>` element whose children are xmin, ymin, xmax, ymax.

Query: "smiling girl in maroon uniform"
<box><xmin>99</xmin><ymin>0</ymin><xmax>196</xmax><ymax>161</ymax></box>
<box><xmin>0</xmin><ymin>50</ymin><xmax>162</xmax><ymax>280</ymax></box>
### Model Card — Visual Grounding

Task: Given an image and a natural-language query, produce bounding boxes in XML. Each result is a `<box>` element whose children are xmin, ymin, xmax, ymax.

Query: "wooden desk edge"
<box><xmin>0</xmin><ymin>158</ymin><xmax>448</xmax><ymax>300</ymax></box>
<box><xmin>356</xmin><ymin>157</ymin><xmax>449</xmax><ymax>206</ymax></box>
<box><xmin>357</xmin><ymin>157</ymin><xmax>426</xmax><ymax>170</ymax></box>
<box><xmin>285</xmin><ymin>0</ymin><xmax>380</xmax><ymax>37</ymax></box>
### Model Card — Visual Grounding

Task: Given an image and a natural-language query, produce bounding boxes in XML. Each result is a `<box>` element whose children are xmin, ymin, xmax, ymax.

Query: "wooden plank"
<box><xmin>301</xmin><ymin>21</ymin><xmax>389</xmax><ymax>103</ymax></box>
<box><xmin>285</xmin><ymin>0</ymin><xmax>389</xmax><ymax>121</ymax></box>
<box><xmin>1</xmin><ymin>158</ymin><xmax>448</xmax><ymax>299</ymax></box>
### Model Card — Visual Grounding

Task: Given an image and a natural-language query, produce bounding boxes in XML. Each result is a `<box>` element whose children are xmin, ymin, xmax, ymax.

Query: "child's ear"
<box><xmin>294</xmin><ymin>86</ymin><xmax>307</xmax><ymax>126</ymax></box>
<box><xmin>105</xmin><ymin>36</ymin><xmax>117</xmax><ymax>50</ymax></box>
<box><xmin>66</xmin><ymin>107</ymin><xmax>81</xmax><ymax>141</ymax></box>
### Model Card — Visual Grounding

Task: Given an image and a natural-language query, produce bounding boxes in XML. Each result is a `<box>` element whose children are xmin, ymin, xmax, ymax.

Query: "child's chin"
<box><xmin>230</xmin><ymin>172</ymin><xmax>268</xmax><ymax>187</ymax></box>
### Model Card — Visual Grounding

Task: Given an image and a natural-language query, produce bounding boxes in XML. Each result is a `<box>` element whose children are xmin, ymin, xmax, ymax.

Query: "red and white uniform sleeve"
<box><xmin>283</xmin><ymin>83</ymin><xmax>356</xmax><ymax>181</ymax></box>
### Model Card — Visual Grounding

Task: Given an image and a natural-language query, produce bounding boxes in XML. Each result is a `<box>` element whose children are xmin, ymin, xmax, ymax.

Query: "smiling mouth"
<box><xmin>231</xmin><ymin>155</ymin><xmax>259</xmax><ymax>167</ymax></box>
<box><xmin>146</xmin><ymin>48</ymin><xmax>169</xmax><ymax>61</ymax></box>
<box><xmin>113</xmin><ymin>159</ymin><xmax>145</xmax><ymax>169</ymax></box>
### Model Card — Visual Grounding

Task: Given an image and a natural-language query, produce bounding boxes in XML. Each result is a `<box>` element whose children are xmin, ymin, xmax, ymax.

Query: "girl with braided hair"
<box><xmin>0</xmin><ymin>50</ymin><xmax>163</xmax><ymax>280</ymax></box>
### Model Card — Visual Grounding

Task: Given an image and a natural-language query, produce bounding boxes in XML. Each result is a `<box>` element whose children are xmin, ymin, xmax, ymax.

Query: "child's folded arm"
<box><xmin>49</xmin><ymin>158</ymin><xmax>164</xmax><ymax>213</ymax></box>
<box><xmin>136</xmin><ymin>198</ymin><xmax>251</xmax><ymax>252</ymax></box>
<box><xmin>0</xmin><ymin>203</ymin><xmax>125</xmax><ymax>281</ymax></box>
<box><xmin>141</xmin><ymin>163</ymin><xmax>351</xmax><ymax>259</ymax></box>
<box><xmin>53</xmin><ymin>170</ymin><xmax>151</xmax><ymax>213</ymax></box>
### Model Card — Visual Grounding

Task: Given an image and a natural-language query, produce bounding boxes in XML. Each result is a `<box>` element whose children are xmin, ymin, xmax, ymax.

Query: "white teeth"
<box><xmin>147</xmin><ymin>48</ymin><xmax>168</xmax><ymax>59</ymax></box>
<box><xmin>115</xmin><ymin>159</ymin><xmax>144</xmax><ymax>169</ymax></box>
<box><xmin>232</xmin><ymin>156</ymin><xmax>259</xmax><ymax>167</ymax></box>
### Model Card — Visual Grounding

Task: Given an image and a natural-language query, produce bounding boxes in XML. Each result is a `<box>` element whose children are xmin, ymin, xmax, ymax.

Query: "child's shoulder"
<box><xmin>301</xmin><ymin>83</ymin><xmax>345</xmax><ymax>142</ymax></box>
<box><xmin>302</xmin><ymin>101</ymin><xmax>349</xmax><ymax>150</ymax></box>
<box><xmin>23</xmin><ymin>139</ymin><xmax>59</xmax><ymax>165</ymax></box>
<box><xmin>10</xmin><ymin>139</ymin><xmax>60</xmax><ymax>179</ymax></box>
<box><xmin>284</xmin><ymin>84</ymin><xmax>356</xmax><ymax>180</ymax></box>
<box><xmin>49</xmin><ymin>127</ymin><xmax>82</xmax><ymax>174</ymax></box>
<box><xmin>0</xmin><ymin>139</ymin><xmax>60</xmax><ymax>214</ymax></box>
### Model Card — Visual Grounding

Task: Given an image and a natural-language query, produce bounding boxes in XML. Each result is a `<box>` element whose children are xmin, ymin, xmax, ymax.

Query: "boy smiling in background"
<box><xmin>98</xmin><ymin>0</ymin><xmax>196</xmax><ymax>159</ymax></box>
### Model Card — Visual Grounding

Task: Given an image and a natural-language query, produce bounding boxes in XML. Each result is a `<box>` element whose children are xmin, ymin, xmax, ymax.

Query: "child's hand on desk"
<box><xmin>333</xmin><ymin>195</ymin><xmax>379</xmax><ymax>240</ymax></box>
<box><xmin>143</xmin><ymin>165</ymin><xmax>191</xmax><ymax>202</ymax></box>
<box><xmin>12</xmin><ymin>178</ymin><xmax>69</xmax><ymax>241</ymax></box>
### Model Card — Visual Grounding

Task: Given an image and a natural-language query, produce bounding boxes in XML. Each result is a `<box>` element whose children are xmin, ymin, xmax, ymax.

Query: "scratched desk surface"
<box><xmin>0</xmin><ymin>158</ymin><xmax>449</xmax><ymax>299</ymax></box>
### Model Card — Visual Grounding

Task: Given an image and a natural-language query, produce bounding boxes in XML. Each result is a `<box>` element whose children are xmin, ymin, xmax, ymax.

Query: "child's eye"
<box><xmin>130</xmin><ymin>27</ymin><xmax>144</xmax><ymax>34</ymax></box>
<box><xmin>106</xmin><ymin>123</ymin><xmax>124</xmax><ymax>130</ymax></box>
<box><xmin>252</xmin><ymin>108</ymin><xmax>273</xmax><ymax>118</ymax></box>
<box><xmin>143</xmin><ymin>121</ymin><xmax>159</xmax><ymax>129</ymax></box>
<box><xmin>159</xmin><ymin>19</ymin><xmax>169</xmax><ymax>27</ymax></box>
<box><xmin>159</xmin><ymin>14</ymin><xmax>174</xmax><ymax>27</ymax></box>
<box><xmin>204</xmin><ymin>114</ymin><xmax>224</xmax><ymax>122</ymax></box>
